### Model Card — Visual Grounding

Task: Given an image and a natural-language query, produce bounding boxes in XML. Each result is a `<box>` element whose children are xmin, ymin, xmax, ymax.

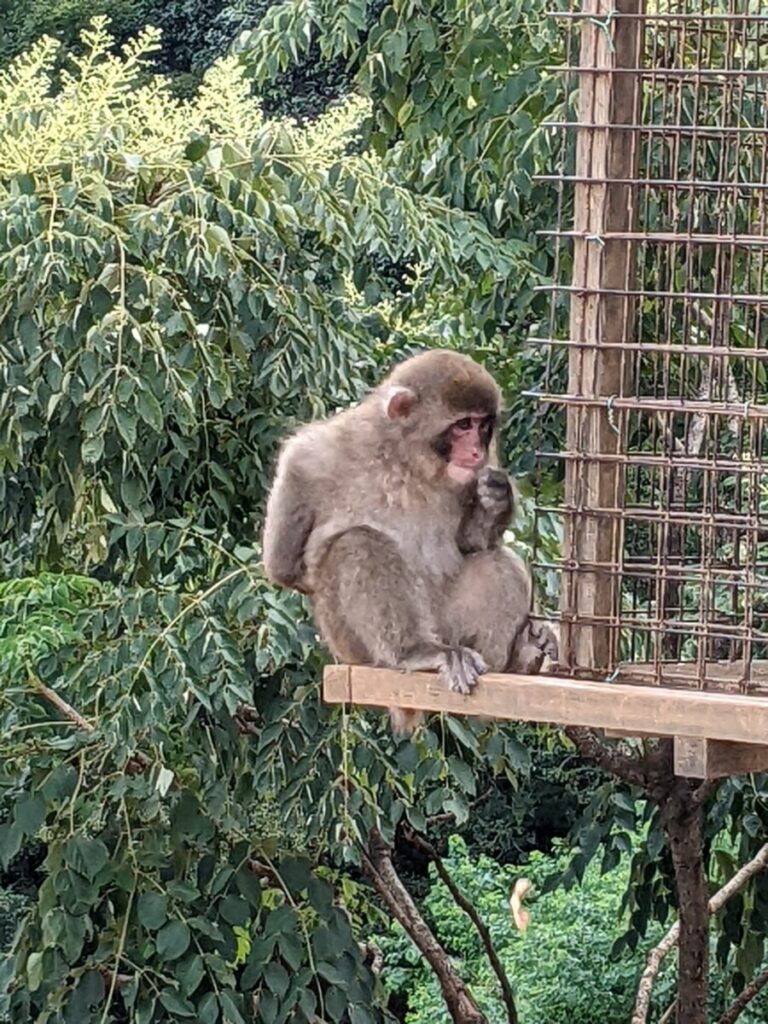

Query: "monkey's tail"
<box><xmin>389</xmin><ymin>707</ymin><xmax>425</xmax><ymax>736</ymax></box>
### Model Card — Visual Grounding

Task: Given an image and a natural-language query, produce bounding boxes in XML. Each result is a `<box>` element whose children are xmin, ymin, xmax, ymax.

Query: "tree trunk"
<box><xmin>660</xmin><ymin>782</ymin><xmax>709</xmax><ymax>1024</ymax></box>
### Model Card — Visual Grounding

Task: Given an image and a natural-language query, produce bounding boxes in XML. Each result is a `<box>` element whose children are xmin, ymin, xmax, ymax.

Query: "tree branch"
<box><xmin>403</xmin><ymin>827</ymin><xmax>518</xmax><ymax>1024</ymax></box>
<box><xmin>564</xmin><ymin>726</ymin><xmax>648</xmax><ymax>787</ymax></box>
<box><xmin>717</xmin><ymin>965</ymin><xmax>768</xmax><ymax>1024</ymax></box>
<box><xmin>31</xmin><ymin>675</ymin><xmax>150</xmax><ymax>771</ymax></box>
<box><xmin>362</xmin><ymin>828</ymin><xmax>487</xmax><ymax>1024</ymax></box>
<box><xmin>632</xmin><ymin>843</ymin><xmax>768</xmax><ymax>1024</ymax></box>
<box><xmin>32</xmin><ymin>677</ymin><xmax>95</xmax><ymax>732</ymax></box>
<box><xmin>426</xmin><ymin>787</ymin><xmax>494</xmax><ymax>826</ymax></box>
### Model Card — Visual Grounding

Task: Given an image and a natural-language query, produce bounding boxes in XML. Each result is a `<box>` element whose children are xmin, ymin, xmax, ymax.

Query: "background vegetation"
<box><xmin>2</xmin><ymin>2</ymin><xmax>768</xmax><ymax>1023</ymax></box>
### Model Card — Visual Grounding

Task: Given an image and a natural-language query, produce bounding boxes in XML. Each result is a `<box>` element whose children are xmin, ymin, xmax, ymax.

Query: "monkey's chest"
<box><xmin>391</xmin><ymin>521</ymin><xmax>463</xmax><ymax>585</ymax></box>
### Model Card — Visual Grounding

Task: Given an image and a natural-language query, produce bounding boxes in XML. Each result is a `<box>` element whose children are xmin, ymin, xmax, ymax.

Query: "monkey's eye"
<box><xmin>454</xmin><ymin>417</ymin><xmax>472</xmax><ymax>431</ymax></box>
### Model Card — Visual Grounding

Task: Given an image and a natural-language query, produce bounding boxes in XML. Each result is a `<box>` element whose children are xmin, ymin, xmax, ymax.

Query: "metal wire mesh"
<box><xmin>533</xmin><ymin>0</ymin><xmax>768</xmax><ymax>693</ymax></box>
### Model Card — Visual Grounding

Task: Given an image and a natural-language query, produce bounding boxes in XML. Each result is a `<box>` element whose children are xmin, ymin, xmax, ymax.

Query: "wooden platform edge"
<box><xmin>322</xmin><ymin>665</ymin><xmax>768</xmax><ymax>748</ymax></box>
<box><xmin>674</xmin><ymin>738</ymin><xmax>768</xmax><ymax>779</ymax></box>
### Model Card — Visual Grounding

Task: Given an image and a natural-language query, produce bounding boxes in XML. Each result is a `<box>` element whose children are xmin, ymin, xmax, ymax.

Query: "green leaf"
<box><xmin>219</xmin><ymin>895</ymin><xmax>249</xmax><ymax>926</ymax></box>
<box><xmin>448</xmin><ymin>756</ymin><xmax>477</xmax><ymax>795</ymax></box>
<box><xmin>264</xmin><ymin>962</ymin><xmax>289</xmax><ymax>998</ymax></box>
<box><xmin>113</xmin><ymin>406</ymin><xmax>138</xmax><ymax>447</ymax></box>
<box><xmin>280</xmin><ymin>856</ymin><xmax>311</xmax><ymax>894</ymax></box>
<box><xmin>136</xmin><ymin>389</ymin><xmax>164</xmax><ymax>431</ymax></box>
<box><xmin>63</xmin><ymin>836</ymin><xmax>109</xmax><ymax>879</ymax></box>
<box><xmin>15</xmin><ymin>794</ymin><xmax>46</xmax><ymax>835</ymax></box>
<box><xmin>137</xmin><ymin>892</ymin><xmax>168</xmax><ymax>930</ymax></box>
<box><xmin>26</xmin><ymin>952</ymin><xmax>44</xmax><ymax>992</ymax></box>
<box><xmin>81</xmin><ymin>434</ymin><xmax>104</xmax><ymax>464</ymax></box>
<box><xmin>156</xmin><ymin>920</ymin><xmax>191</xmax><ymax>961</ymax></box>
<box><xmin>185</xmin><ymin>136</ymin><xmax>210</xmax><ymax>161</ymax></box>
<box><xmin>234</xmin><ymin>867</ymin><xmax>262</xmax><ymax>909</ymax></box>
<box><xmin>316</xmin><ymin>961</ymin><xmax>345</xmax><ymax>985</ymax></box>
<box><xmin>0</xmin><ymin>823</ymin><xmax>24</xmax><ymax>869</ymax></box>
<box><xmin>218</xmin><ymin>990</ymin><xmax>246</xmax><ymax>1024</ymax></box>
<box><xmin>307</xmin><ymin>877</ymin><xmax>333</xmax><ymax>915</ymax></box>
<box><xmin>197</xmin><ymin>991</ymin><xmax>219</xmax><ymax>1024</ymax></box>
<box><xmin>158</xmin><ymin>988</ymin><xmax>196</xmax><ymax>1016</ymax></box>
<box><xmin>177</xmin><ymin>954</ymin><xmax>205</xmax><ymax>997</ymax></box>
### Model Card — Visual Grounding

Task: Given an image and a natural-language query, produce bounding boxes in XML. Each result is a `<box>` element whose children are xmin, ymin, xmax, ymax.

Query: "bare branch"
<box><xmin>358</xmin><ymin>941</ymin><xmax>384</xmax><ymax>975</ymax></box>
<box><xmin>362</xmin><ymin>828</ymin><xmax>487</xmax><ymax>1024</ymax></box>
<box><xmin>564</xmin><ymin>726</ymin><xmax>648</xmax><ymax>787</ymax></box>
<box><xmin>717</xmin><ymin>965</ymin><xmax>768</xmax><ymax>1024</ymax></box>
<box><xmin>632</xmin><ymin>843</ymin><xmax>768</xmax><ymax>1024</ymax></box>
<box><xmin>403</xmin><ymin>827</ymin><xmax>518</xmax><ymax>1024</ymax></box>
<box><xmin>32</xmin><ymin>678</ymin><xmax>95</xmax><ymax>732</ymax></box>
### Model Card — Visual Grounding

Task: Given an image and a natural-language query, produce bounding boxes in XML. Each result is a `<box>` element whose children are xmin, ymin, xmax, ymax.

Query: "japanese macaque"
<box><xmin>262</xmin><ymin>349</ymin><xmax>557</xmax><ymax>733</ymax></box>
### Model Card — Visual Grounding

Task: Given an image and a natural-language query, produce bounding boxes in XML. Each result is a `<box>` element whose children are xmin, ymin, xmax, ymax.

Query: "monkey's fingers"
<box><xmin>477</xmin><ymin>470</ymin><xmax>513</xmax><ymax>513</ymax></box>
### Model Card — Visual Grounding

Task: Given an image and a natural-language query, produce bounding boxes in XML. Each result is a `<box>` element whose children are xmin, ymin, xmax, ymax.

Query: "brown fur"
<box><xmin>262</xmin><ymin>350</ymin><xmax>557</xmax><ymax>734</ymax></box>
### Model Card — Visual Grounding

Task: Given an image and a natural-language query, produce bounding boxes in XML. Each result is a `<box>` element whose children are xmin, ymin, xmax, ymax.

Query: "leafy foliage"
<box><xmin>0</xmin><ymin>20</ymin><xmax>555</xmax><ymax>1023</ymax></box>
<box><xmin>0</xmin><ymin>0</ymin><xmax>355</xmax><ymax>115</ymax></box>
<box><xmin>382</xmin><ymin>835</ymin><xmax>768</xmax><ymax>1024</ymax></box>
<box><xmin>378</xmin><ymin>835</ymin><xmax>673</xmax><ymax>1024</ymax></box>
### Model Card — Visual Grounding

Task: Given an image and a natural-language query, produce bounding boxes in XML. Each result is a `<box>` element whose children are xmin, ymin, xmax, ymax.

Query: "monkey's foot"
<box><xmin>441</xmin><ymin>646</ymin><xmax>487</xmax><ymax>695</ymax></box>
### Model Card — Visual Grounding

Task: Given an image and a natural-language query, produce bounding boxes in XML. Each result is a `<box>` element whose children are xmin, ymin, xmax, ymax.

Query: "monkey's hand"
<box><xmin>458</xmin><ymin>468</ymin><xmax>514</xmax><ymax>552</ymax></box>
<box><xmin>477</xmin><ymin>468</ymin><xmax>514</xmax><ymax>519</ymax></box>
<box><xmin>439</xmin><ymin>645</ymin><xmax>488</xmax><ymax>695</ymax></box>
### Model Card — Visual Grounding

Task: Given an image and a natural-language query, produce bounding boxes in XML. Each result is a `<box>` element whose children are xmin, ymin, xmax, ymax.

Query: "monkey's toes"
<box><xmin>441</xmin><ymin>646</ymin><xmax>487</xmax><ymax>694</ymax></box>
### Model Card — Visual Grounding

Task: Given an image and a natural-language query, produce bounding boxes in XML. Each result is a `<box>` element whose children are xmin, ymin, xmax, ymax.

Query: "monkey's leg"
<box><xmin>313</xmin><ymin>527</ymin><xmax>487</xmax><ymax>697</ymax></box>
<box><xmin>442</xmin><ymin>549</ymin><xmax>558</xmax><ymax>673</ymax></box>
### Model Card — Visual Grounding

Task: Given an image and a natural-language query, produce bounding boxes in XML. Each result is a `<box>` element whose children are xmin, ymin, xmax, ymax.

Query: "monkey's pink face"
<box><xmin>444</xmin><ymin>415</ymin><xmax>493</xmax><ymax>485</ymax></box>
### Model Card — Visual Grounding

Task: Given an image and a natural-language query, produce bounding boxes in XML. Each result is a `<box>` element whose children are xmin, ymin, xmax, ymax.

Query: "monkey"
<box><xmin>262</xmin><ymin>349</ymin><xmax>558</xmax><ymax>733</ymax></box>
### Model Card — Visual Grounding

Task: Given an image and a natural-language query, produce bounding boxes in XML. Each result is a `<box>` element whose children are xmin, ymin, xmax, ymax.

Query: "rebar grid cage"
<box><xmin>533</xmin><ymin>0</ymin><xmax>768</xmax><ymax>693</ymax></box>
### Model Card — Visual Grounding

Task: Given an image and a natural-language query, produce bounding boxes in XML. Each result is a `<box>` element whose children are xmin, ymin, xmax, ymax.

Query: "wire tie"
<box><xmin>604</xmin><ymin>667</ymin><xmax>620</xmax><ymax>683</ymax></box>
<box><xmin>585</xmin><ymin>233</ymin><xmax>605</xmax><ymax>247</ymax></box>
<box><xmin>605</xmin><ymin>394</ymin><xmax>620</xmax><ymax>435</ymax></box>
<box><xmin>588</xmin><ymin>11</ymin><xmax>616</xmax><ymax>51</ymax></box>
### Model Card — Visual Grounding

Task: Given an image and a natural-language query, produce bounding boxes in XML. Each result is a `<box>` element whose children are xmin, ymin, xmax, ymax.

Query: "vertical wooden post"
<box><xmin>561</xmin><ymin>0</ymin><xmax>643</xmax><ymax>675</ymax></box>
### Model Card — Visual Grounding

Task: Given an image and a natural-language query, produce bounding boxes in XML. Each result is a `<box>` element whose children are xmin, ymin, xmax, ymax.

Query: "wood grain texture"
<box><xmin>674</xmin><ymin>738</ymin><xmax>768</xmax><ymax>779</ymax></box>
<box><xmin>323</xmin><ymin>665</ymin><xmax>768</xmax><ymax>745</ymax></box>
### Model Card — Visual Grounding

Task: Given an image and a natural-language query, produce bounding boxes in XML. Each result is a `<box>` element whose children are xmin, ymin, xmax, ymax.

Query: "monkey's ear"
<box><xmin>383</xmin><ymin>385</ymin><xmax>418</xmax><ymax>420</ymax></box>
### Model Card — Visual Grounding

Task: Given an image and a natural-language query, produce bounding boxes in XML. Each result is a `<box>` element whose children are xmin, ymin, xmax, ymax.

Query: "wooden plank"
<box><xmin>674</xmin><ymin>738</ymin><xmax>768</xmax><ymax>779</ymax></box>
<box><xmin>619</xmin><ymin>660</ymin><xmax>768</xmax><ymax>692</ymax></box>
<box><xmin>324</xmin><ymin>664</ymin><xmax>351</xmax><ymax>703</ymax></box>
<box><xmin>323</xmin><ymin>665</ymin><xmax>768</xmax><ymax>746</ymax></box>
<box><xmin>604</xmin><ymin>728</ymin><xmax>670</xmax><ymax>739</ymax></box>
<box><xmin>561</xmin><ymin>0</ymin><xmax>643</xmax><ymax>675</ymax></box>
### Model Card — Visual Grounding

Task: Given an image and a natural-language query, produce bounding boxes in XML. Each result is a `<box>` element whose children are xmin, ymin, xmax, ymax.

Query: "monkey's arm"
<box><xmin>458</xmin><ymin>468</ymin><xmax>514</xmax><ymax>553</ymax></box>
<box><xmin>262</xmin><ymin>453</ymin><xmax>316</xmax><ymax>594</ymax></box>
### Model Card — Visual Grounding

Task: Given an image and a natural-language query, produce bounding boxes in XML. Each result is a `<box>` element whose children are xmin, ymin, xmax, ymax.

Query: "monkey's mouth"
<box><xmin>446</xmin><ymin>463</ymin><xmax>481</xmax><ymax>485</ymax></box>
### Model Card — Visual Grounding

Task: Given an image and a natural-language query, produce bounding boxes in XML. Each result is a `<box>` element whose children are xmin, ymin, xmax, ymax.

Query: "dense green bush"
<box><xmin>378</xmin><ymin>836</ymin><xmax>671</xmax><ymax>1024</ymax></box>
<box><xmin>380</xmin><ymin>836</ymin><xmax>768</xmax><ymax>1024</ymax></box>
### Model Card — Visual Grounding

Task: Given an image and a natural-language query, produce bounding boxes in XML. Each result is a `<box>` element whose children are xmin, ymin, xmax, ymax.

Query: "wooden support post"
<box><xmin>674</xmin><ymin>738</ymin><xmax>768</xmax><ymax>780</ymax></box>
<box><xmin>562</xmin><ymin>0</ymin><xmax>643</xmax><ymax>674</ymax></box>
